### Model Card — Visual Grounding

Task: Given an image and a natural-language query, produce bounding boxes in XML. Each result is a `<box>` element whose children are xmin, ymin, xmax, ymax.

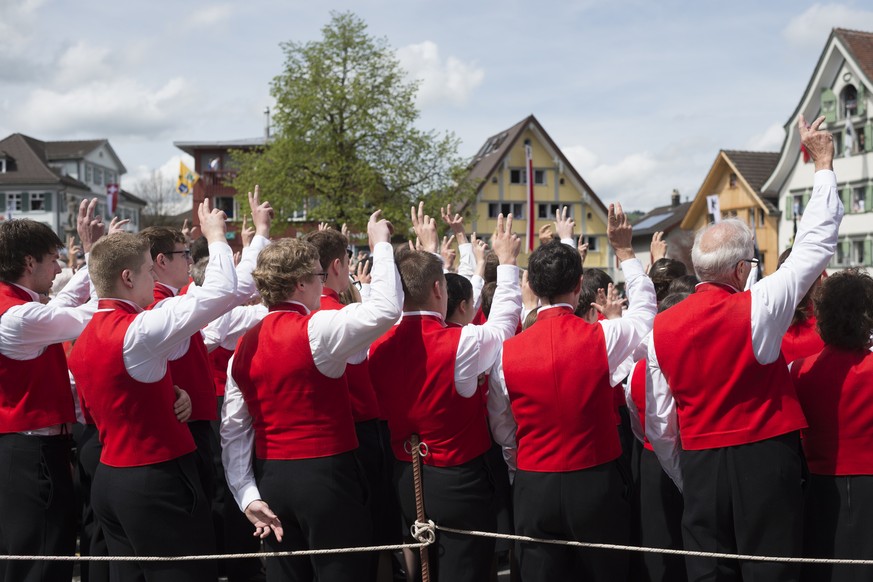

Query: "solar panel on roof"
<box><xmin>633</xmin><ymin>212</ymin><xmax>674</xmax><ymax>231</ymax></box>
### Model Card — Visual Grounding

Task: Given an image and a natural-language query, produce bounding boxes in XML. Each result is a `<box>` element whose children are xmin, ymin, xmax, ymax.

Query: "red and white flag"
<box><xmin>526</xmin><ymin>142</ymin><xmax>535</xmax><ymax>253</ymax></box>
<box><xmin>106</xmin><ymin>183</ymin><xmax>119</xmax><ymax>216</ymax></box>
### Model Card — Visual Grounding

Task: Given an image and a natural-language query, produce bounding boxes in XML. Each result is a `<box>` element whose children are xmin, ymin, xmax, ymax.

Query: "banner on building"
<box><xmin>106</xmin><ymin>183</ymin><xmax>119</xmax><ymax>216</ymax></box>
<box><xmin>177</xmin><ymin>162</ymin><xmax>200</xmax><ymax>196</ymax></box>
<box><xmin>706</xmin><ymin>194</ymin><xmax>722</xmax><ymax>223</ymax></box>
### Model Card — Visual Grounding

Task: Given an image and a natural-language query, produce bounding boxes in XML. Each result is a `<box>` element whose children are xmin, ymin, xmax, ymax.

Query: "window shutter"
<box><xmin>785</xmin><ymin>196</ymin><xmax>793</xmax><ymax>220</ymax></box>
<box><xmin>21</xmin><ymin>192</ymin><xmax>29</xmax><ymax>212</ymax></box>
<box><xmin>43</xmin><ymin>192</ymin><xmax>52</xmax><ymax>212</ymax></box>
<box><xmin>842</xmin><ymin>240</ymin><xmax>851</xmax><ymax>264</ymax></box>
<box><xmin>802</xmin><ymin>191</ymin><xmax>811</xmax><ymax>213</ymax></box>
<box><xmin>842</xmin><ymin>186</ymin><xmax>852</xmax><ymax>212</ymax></box>
<box><xmin>866</xmin><ymin>240</ymin><xmax>872</xmax><ymax>266</ymax></box>
<box><xmin>865</xmin><ymin>122</ymin><xmax>873</xmax><ymax>153</ymax></box>
<box><xmin>821</xmin><ymin>88</ymin><xmax>837</xmax><ymax>123</ymax></box>
<box><xmin>0</xmin><ymin>194</ymin><xmax>5</xmax><ymax>213</ymax></box>
<box><xmin>858</xmin><ymin>84</ymin><xmax>866</xmax><ymax>117</ymax></box>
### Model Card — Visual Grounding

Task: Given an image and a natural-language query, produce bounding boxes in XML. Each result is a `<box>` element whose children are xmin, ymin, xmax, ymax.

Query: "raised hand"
<box><xmin>440</xmin><ymin>235</ymin><xmax>457</xmax><ymax>271</ymax></box>
<box><xmin>108</xmin><ymin>216</ymin><xmax>130</xmax><ymax>235</ymax></box>
<box><xmin>441</xmin><ymin>204</ymin><xmax>467</xmax><ymax>244</ymax></box>
<box><xmin>355</xmin><ymin>259</ymin><xmax>372</xmax><ymax>285</ymax></box>
<box><xmin>607</xmin><ymin>203</ymin><xmax>634</xmax><ymax>262</ymax></box>
<box><xmin>410</xmin><ymin>201</ymin><xmax>439</xmax><ymax>253</ymax></box>
<box><xmin>554</xmin><ymin>205</ymin><xmax>575</xmax><ymax>240</ymax></box>
<box><xmin>240</xmin><ymin>215</ymin><xmax>255</xmax><ymax>248</ymax></box>
<box><xmin>592</xmin><ymin>283</ymin><xmax>626</xmax><ymax>320</ymax></box>
<box><xmin>538</xmin><ymin>224</ymin><xmax>554</xmax><ymax>246</ymax></box>
<box><xmin>491</xmin><ymin>214</ymin><xmax>521</xmax><ymax>266</ymax></box>
<box><xmin>798</xmin><ymin>114</ymin><xmax>834</xmax><ymax>172</ymax></box>
<box><xmin>248</xmin><ymin>185</ymin><xmax>273</xmax><ymax>238</ymax></box>
<box><xmin>181</xmin><ymin>218</ymin><xmax>197</xmax><ymax>240</ymax></box>
<box><xmin>77</xmin><ymin>198</ymin><xmax>104</xmax><ymax>253</ymax></box>
<box><xmin>650</xmin><ymin>231</ymin><xmax>667</xmax><ymax>265</ymax></box>
<box><xmin>367</xmin><ymin>210</ymin><xmax>393</xmax><ymax>251</ymax></box>
<box><xmin>471</xmin><ymin>232</ymin><xmax>488</xmax><ymax>277</ymax></box>
<box><xmin>198</xmin><ymin>197</ymin><xmax>228</xmax><ymax>244</ymax></box>
<box><xmin>244</xmin><ymin>500</ymin><xmax>284</xmax><ymax>542</ymax></box>
<box><xmin>577</xmin><ymin>241</ymin><xmax>589</xmax><ymax>265</ymax></box>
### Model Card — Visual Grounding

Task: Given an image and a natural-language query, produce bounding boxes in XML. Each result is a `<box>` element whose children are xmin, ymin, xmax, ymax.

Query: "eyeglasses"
<box><xmin>312</xmin><ymin>271</ymin><xmax>329</xmax><ymax>283</ymax></box>
<box><xmin>166</xmin><ymin>249</ymin><xmax>192</xmax><ymax>259</ymax></box>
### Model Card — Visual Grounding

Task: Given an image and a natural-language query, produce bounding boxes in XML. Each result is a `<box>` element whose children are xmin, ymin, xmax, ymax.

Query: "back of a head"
<box><xmin>0</xmin><ymin>219</ymin><xmax>63</xmax><ymax>282</ymax></box>
<box><xmin>528</xmin><ymin>241</ymin><xmax>583</xmax><ymax>303</ymax></box>
<box><xmin>139</xmin><ymin>226</ymin><xmax>186</xmax><ymax>260</ymax></box>
<box><xmin>252</xmin><ymin>238</ymin><xmax>320</xmax><ymax>307</ymax></box>
<box><xmin>483</xmin><ymin>251</ymin><xmax>499</xmax><ymax>284</ymax></box>
<box><xmin>691</xmin><ymin>218</ymin><xmax>753</xmax><ymax>283</ymax></box>
<box><xmin>814</xmin><ymin>268</ymin><xmax>873</xmax><ymax>351</ymax></box>
<box><xmin>305</xmin><ymin>229</ymin><xmax>349</xmax><ymax>270</ymax></box>
<box><xmin>480</xmin><ymin>281</ymin><xmax>497</xmax><ymax>318</ymax></box>
<box><xmin>445</xmin><ymin>273</ymin><xmax>473</xmax><ymax>320</ymax></box>
<box><xmin>89</xmin><ymin>233</ymin><xmax>150</xmax><ymax>297</ymax></box>
<box><xmin>190</xmin><ymin>257</ymin><xmax>209</xmax><ymax>287</ymax></box>
<box><xmin>658</xmin><ymin>291</ymin><xmax>691</xmax><ymax>314</ymax></box>
<box><xmin>650</xmin><ymin>258</ymin><xmax>688</xmax><ymax>302</ymax></box>
<box><xmin>190</xmin><ymin>236</ymin><xmax>210</xmax><ymax>263</ymax></box>
<box><xmin>667</xmin><ymin>274</ymin><xmax>699</xmax><ymax>296</ymax></box>
<box><xmin>395</xmin><ymin>248</ymin><xmax>444</xmax><ymax>309</ymax></box>
<box><xmin>778</xmin><ymin>246</ymin><xmax>813</xmax><ymax>325</ymax></box>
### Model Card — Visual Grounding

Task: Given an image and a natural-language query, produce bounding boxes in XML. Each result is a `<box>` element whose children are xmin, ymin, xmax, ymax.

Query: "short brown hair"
<box><xmin>139</xmin><ymin>226</ymin><xmax>186</xmax><ymax>260</ymax></box>
<box><xmin>0</xmin><ymin>219</ymin><xmax>63</xmax><ymax>282</ymax></box>
<box><xmin>815</xmin><ymin>268</ymin><xmax>873</xmax><ymax>351</ymax></box>
<box><xmin>252</xmin><ymin>238</ymin><xmax>321</xmax><ymax>307</ymax></box>
<box><xmin>395</xmin><ymin>248</ymin><xmax>444</xmax><ymax>309</ymax></box>
<box><xmin>305</xmin><ymin>230</ymin><xmax>349</xmax><ymax>270</ymax></box>
<box><xmin>89</xmin><ymin>233</ymin><xmax>150</xmax><ymax>296</ymax></box>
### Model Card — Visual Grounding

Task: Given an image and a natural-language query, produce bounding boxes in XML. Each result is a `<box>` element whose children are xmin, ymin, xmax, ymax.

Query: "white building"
<box><xmin>0</xmin><ymin>134</ymin><xmax>145</xmax><ymax>238</ymax></box>
<box><xmin>763</xmin><ymin>28</ymin><xmax>873</xmax><ymax>270</ymax></box>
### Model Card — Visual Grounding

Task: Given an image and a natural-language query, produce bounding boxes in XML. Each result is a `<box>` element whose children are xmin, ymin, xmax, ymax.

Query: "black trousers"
<box><xmin>92</xmin><ymin>453</ymin><xmax>217</xmax><ymax>582</ymax></box>
<box><xmin>638</xmin><ymin>446</ymin><xmax>686</xmax><ymax>582</ymax></box>
<box><xmin>76</xmin><ymin>424</ymin><xmax>109</xmax><ymax>582</ymax></box>
<box><xmin>802</xmin><ymin>474</ymin><xmax>873</xmax><ymax>582</ymax></box>
<box><xmin>513</xmin><ymin>460</ymin><xmax>631</xmax><ymax>582</ymax></box>
<box><xmin>0</xmin><ymin>433</ymin><xmax>76</xmax><ymax>582</ymax></box>
<box><xmin>680</xmin><ymin>432</ymin><xmax>805</xmax><ymax>582</ymax></box>
<box><xmin>395</xmin><ymin>454</ymin><xmax>497</xmax><ymax>582</ymax></box>
<box><xmin>255</xmin><ymin>451</ymin><xmax>372</xmax><ymax>582</ymax></box>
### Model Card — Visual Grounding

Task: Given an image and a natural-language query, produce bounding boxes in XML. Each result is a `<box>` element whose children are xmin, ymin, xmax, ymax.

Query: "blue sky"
<box><xmin>2</xmin><ymin>0</ymin><xmax>873</xmax><ymax>212</ymax></box>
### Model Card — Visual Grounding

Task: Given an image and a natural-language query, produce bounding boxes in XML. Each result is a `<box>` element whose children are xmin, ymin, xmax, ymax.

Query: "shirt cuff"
<box><xmin>239</xmin><ymin>483</ymin><xmax>262</xmax><ymax>512</ymax></box>
<box><xmin>560</xmin><ymin>237</ymin><xmax>575</xmax><ymax>247</ymax></box>
<box><xmin>496</xmin><ymin>264</ymin><xmax>519</xmax><ymax>284</ymax></box>
<box><xmin>813</xmin><ymin>169</ymin><xmax>836</xmax><ymax>188</ymax></box>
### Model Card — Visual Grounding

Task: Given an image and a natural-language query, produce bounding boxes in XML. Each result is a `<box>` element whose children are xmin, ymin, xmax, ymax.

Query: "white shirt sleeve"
<box><xmin>48</xmin><ymin>261</ymin><xmax>93</xmax><ymax>308</ymax></box>
<box><xmin>123</xmin><ymin>242</ymin><xmax>239</xmax><ymax>383</ymax></box>
<box><xmin>599</xmin><ymin>258</ymin><xmax>657</xmax><ymax>374</ymax></box>
<box><xmin>486</xmin><ymin>354</ymin><xmax>517</xmax><ymax>479</ymax></box>
<box><xmin>0</xmin><ymin>290</ymin><xmax>97</xmax><ymax>360</ymax></box>
<box><xmin>235</xmin><ymin>235</ymin><xmax>269</xmax><ymax>301</ymax></box>
<box><xmin>455</xmin><ymin>265</ymin><xmax>521</xmax><ymax>397</ymax></box>
<box><xmin>457</xmin><ymin>242</ymin><xmax>475</xmax><ymax>279</ymax></box>
<box><xmin>751</xmin><ymin>170</ymin><xmax>842</xmax><ymax>364</ymax></box>
<box><xmin>309</xmin><ymin>242</ymin><xmax>402</xmax><ymax>378</ymax></box>
<box><xmin>203</xmin><ymin>304</ymin><xmax>269</xmax><ymax>352</ymax></box>
<box><xmin>471</xmin><ymin>275</ymin><xmax>485</xmax><ymax>310</ymax></box>
<box><xmin>220</xmin><ymin>356</ymin><xmax>262</xmax><ymax>512</ymax></box>
<box><xmin>646</xmin><ymin>337</ymin><xmax>683</xmax><ymax>491</ymax></box>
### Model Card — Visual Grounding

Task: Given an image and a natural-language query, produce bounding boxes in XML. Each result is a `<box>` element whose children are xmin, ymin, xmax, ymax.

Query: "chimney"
<box><xmin>671</xmin><ymin>189</ymin><xmax>680</xmax><ymax>208</ymax></box>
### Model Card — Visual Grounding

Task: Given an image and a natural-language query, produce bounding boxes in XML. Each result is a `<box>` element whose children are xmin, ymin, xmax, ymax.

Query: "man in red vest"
<box><xmin>646</xmin><ymin>114</ymin><xmax>843</xmax><ymax>581</ymax></box>
<box><xmin>368</xmin><ymin>212</ymin><xmax>521</xmax><ymax>582</ymax></box>
<box><xmin>0</xmin><ymin>199</ymin><xmax>105</xmax><ymax>582</ymax></box>
<box><xmin>221</xmin><ymin>210</ymin><xmax>402</xmax><ymax>582</ymax></box>
<box><xmin>487</xmin><ymin>203</ymin><xmax>656</xmax><ymax>582</ymax></box>
<box><xmin>69</xmin><ymin>199</ymin><xmax>238</xmax><ymax>581</ymax></box>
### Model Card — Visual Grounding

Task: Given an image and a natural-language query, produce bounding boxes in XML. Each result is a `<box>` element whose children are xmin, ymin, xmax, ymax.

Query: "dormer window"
<box><xmin>841</xmin><ymin>84</ymin><xmax>858</xmax><ymax>118</ymax></box>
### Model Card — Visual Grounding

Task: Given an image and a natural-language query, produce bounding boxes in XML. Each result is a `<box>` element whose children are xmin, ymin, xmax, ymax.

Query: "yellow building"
<box><xmin>681</xmin><ymin>150</ymin><xmax>781</xmax><ymax>275</ymax></box>
<box><xmin>465</xmin><ymin>115</ymin><xmax>611</xmax><ymax>270</ymax></box>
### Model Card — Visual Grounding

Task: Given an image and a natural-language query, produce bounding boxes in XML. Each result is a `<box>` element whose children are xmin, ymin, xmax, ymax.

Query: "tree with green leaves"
<box><xmin>231</xmin><ymin>11</ymin><xmax>477</xmax><ymax>235</ymax></box>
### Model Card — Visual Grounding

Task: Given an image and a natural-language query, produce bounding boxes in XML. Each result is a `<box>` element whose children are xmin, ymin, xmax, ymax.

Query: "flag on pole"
<box><xmin>525</xmin><ymin>141</ymin><xmax>535</xmax><ymax>253</ymax></box>
<box><xmin>706</xmin><ymin>194</ymin><xmax>722</xmax><ymax>223</ymax></box>
<box><xmin>106</xmin><ymin>183</ymin><xmax>119</xmax><ymax>216</ymax></box>
<box><xmin>177</xmin><ymin>162</ymin><xmax>200</xmax><ymax>196</ymax></box>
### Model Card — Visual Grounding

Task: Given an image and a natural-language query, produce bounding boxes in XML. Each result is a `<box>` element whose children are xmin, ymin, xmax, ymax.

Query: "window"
<box><xmin>105</xmin><ymin>171</ymin><xmax>115</xmax><ymax>185</ymax></box>
<box><xmin>0</xmin><ymin>159</ymin><xmax>5</xmax><ymax>173</ymax></box>
<box><xmin>29</xmin><ymin>193</ymin><xmax>45</xmax><ymax>212</ymax></box>
<box><xmin>792</xmin><ymin>194</ymin><xmax>805</xmax><ymax>217</ymax></box>
<box><xmin>85</xmin><ymin>164</ymin><xmax>93</xmax><ymax>183</ymax></box>
<box><xmin>95</xmin><ymin>167</ymin><xmax>104</xmax><ymax>186</ymax></box>
<box><xmin>729</xmin><ymin>173</ymin><xmax>737</xmax><ymax>188</ymax></box>
<box><xmin>834</xmin><ymin>132</ymin><xmax>843</xmax><ymax>156</ymax></box>
<box><xmin>853</xmin><ymin>240</ymin><xmax>866</xmax><ymax>265</ymax></box>
<box><xmin>538</xmin><ymin>203</ymin><xmax>571</xmax><ymax>219</ymax></box>
<box><xmin>585</xmin><ymin>236</ymin><xmax>599</xmax><ymax>252</ymax></box>
<box><xmin>6</xmin><ymin>193</ymin><xmax>21</xmax><ymax>212</ymax></box>
<box><xmin>488</xmin><ymin>202</ymin><xmax>524</xmax><ymax>218</ymax></box>
<box><xmin>853</xmin><ymin>186</ymin><xmax>866</xmax><ymax>213</ymax></box>
<box><xmin>841</xmin><ymin>84</ymin><xmax>858</xmax><ymax>118</ymax></box>
<box><xmin>510</xmin><ymin>168</ymin><xmax>546</xmax><ymax>185</ymax></box>
<box><xmin>214</xmin><ymin>196</ymin><xmax>237</xmax><ymax>220</ymax></box>
<box><xmin>836</xmin><ymin>242</ymin><xmax>846</xmax><ymax>265</ymax></box>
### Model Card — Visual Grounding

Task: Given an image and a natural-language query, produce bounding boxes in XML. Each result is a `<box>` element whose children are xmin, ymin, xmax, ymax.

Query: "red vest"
<box><xmin>319</xmin><ymin>289</ymin><xmax>381</xmax><ymax>422</ymax></box>
<box><xmin>503</xmin><ymin>306</ymin><xmax>620</xmax><ymax>472</ymax></box>
<box><xmin>654</xmin><ymin>283</ymin><xmax>806</xmax><ymax>450</ymax></box>
<box><xmin>781</xmin><ymin>312</ymin><xmax>825</xmax><ymax>365</ymax></box>
<box><xmin>210</xmin><ymin>346</ymin><xmax>233</xmax><ymax>398</ymax></box>
<box><xmin>629</xmin><ymin>358</ymin><xmax>654</xmax><ymax>451</ymax></box>
<box><xmin>369</xmin><ymin>314</ymin><xmax>491</xmax><ymax>467</ymax></box>
<box><xmin>151</xmin><ymin>283</ymin><xmax>217</xmax><ymax>421</ymax></box>
<box><xmin>69</xmin><ymin>300</ymin><xmax>195</xmax><ymax>466</ymax></box>
<box><xmin>231</xmin><ymin>303</ymin><xmax>358</xmax><ymax>460</ymax></box>
<box><xmin>792</xmin><ymin>347</ymin><xmax>873</xmax><ymax>475</ymax></box>
<box><xmin>0</xmin><ymin>283</ymin><xmax>75</xmax><ymax>432</ymax></box>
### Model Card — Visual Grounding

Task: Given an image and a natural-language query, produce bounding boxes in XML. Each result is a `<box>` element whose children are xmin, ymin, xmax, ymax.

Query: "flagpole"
<box><xmin>525</xmin><ymin>140</ymin><xmax>535</xmax><ymax>253</ymax></box>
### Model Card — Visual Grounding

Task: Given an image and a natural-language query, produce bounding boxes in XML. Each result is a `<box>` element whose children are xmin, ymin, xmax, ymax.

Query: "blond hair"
<box><xmin>252</xmin><ymin>238</ymin><xmax>321</xmax><ymax>307</ymax></box>
<box><xmin>89</xmin><ymin>233</ymin><xmax>150</xmax><ymax>297</ymax></box>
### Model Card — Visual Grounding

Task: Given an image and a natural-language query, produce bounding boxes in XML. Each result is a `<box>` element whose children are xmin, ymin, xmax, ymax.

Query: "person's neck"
<box><xmin>541</xmin><ymin>293</ymin><xmax>577</xmax><ymax>308</ymax></box>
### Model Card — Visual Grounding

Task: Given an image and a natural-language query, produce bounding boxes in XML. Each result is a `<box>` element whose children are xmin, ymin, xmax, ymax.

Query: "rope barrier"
<box><xmin>406</xmin><ymin>434</ymin><xmax>432</xmax><ymax>581</ymax></box>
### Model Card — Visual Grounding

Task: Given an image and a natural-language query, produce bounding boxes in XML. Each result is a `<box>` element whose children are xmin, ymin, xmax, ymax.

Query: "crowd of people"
<box><xmin>0</xmin><ymin>113</ymin><xmax>866</xmax><ymax>582</ymax></box>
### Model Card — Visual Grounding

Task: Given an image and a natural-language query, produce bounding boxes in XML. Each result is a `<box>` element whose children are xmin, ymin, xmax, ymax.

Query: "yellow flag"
<box><xmin>176</xmin><ymin>162</ymin><xmax>200</xmax><ymax>196</ymax></box>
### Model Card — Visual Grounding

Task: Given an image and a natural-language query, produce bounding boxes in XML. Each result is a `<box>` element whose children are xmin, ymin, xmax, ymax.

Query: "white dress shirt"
<box><xmin>646</xmin><ymin>169</ymin><xmax>843</xmax><ymax>491</ymax></box>
<box><xmin>221</xmin><ymin>241</ymin><xmax>403</xmax><ymax>511</ymax></box>
<box><xmin>488</xmin><ymin>258</ymin><xmax>657</xmax><ymax>476</ymax></box>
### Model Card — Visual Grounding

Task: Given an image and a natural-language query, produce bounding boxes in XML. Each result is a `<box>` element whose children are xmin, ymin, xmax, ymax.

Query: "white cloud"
<box><xmin>189</xmin><ymin>4</ymin><xmax>234</xmax><ymax>27</ymax></box>
<box><xmin>124</xmin><ymin>155</ymin><xmax>194</xmax><ymax>217</ymax></box>
<box><xmin>14</xmin><ymin>77</ymin><xmax>196</xmax><ymax>138</ymax></box>
<box><xmin>0</xmin><ymin>0</ymin><xmax>48</xmax><ymax>82</ymax></box>
<box><xmin>745</xmin><ymin>123</ymin><xmax>785</xmax><ymax>151</ymax></box>
<box><xmin>397</xmin><ymin>41</ymin><xmax>484</xmax><ymax>107</ymax></box>
<box><xmin>55</xmin><ymin>41</ymin><xmax>114</xmax><ymax>87</ymax></box>
<box><xmin>564</xmin><ymin>145</ymin><xmax>657</xmax><ymax>193</ymax></box>
<box><xmin>784</xmin><ymin>4</ymin><xmax>873</xmax><ymax>48</ymax></box>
